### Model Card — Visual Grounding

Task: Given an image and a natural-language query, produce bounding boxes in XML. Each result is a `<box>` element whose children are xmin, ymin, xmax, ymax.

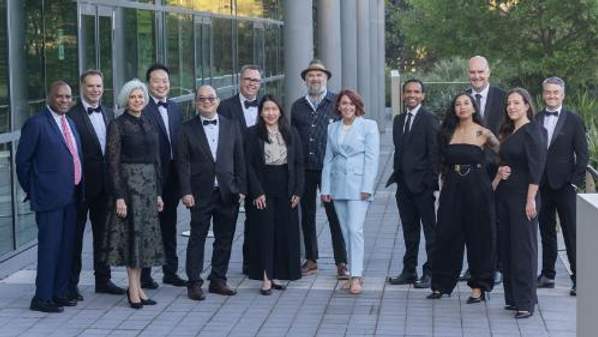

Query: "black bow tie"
<box><xmin>545</xmin><ymin>111</ymin><xmax>559</xmax><ymax>117</ymax></box>
<box><xmin>202</xmin><ymin>119</ymin><xmax>217</xmax><ymax>126</ymax></box>
<box><xmin>87</xmin><ymin>106</ymin><xmax>102</xmax><ymax>114</ymax></box>
<box><xmin>157</xmin><ymin>101</ymin><xmax>168</xmax><ymax>108</ymax></box>
<box><xmin>244</xmin><ymin>100</ymin><xmax>258</xmax><ymax>109</ymax></box>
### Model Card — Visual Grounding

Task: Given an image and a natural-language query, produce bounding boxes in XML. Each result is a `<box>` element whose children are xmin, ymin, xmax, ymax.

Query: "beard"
<box><xmin>307</xmin><ymin>83</ymin><xmax>326</xmax><ymax>96</ymax></box>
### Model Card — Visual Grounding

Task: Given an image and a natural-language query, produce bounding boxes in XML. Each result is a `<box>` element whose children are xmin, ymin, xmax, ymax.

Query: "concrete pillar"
<box><xmin>356</xmin><ymin>0</ymin><xmax>371</xmax><ymax>115</ymax></box>
<box><xmin>369</xmin><ymin>0</ymin><xmax>379</xmax><ymax>124</ymax></box>
<box><xmin>377</xmin><ymin>0</ymin><xmax>386</xmax><ymax>127</ymax></box>
<box><xmin>578</xmin><ymin>193</ymin><xmax>598</xmax><ymax>337</ymax></box>
<box><xmin>317</xmin><ymin>0</ymin><xmax>342</xmax><ymax>92</ymax></box>
<box><xmin>340</xmin><ymin>0</ymin><xmax>357</xmax><ymax>90</ymax></box>
<box><xmin>283</xmin><ymin>0</ymin><xmax>313</xmax><ymax>114</ymax></box>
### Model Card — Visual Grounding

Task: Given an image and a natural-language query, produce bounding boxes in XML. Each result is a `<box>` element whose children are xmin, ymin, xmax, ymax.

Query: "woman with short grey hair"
<box><xmin>103</xmin><ymin>79</ymin><xmax>165</xmax><ymax>309</ymax></box>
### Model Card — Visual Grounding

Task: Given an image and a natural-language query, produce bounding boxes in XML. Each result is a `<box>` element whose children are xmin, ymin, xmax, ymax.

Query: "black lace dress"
<box><xmin>102</xmin><ymin>111</ymin><xmax>165</xmax><ymax>268</ymax></box>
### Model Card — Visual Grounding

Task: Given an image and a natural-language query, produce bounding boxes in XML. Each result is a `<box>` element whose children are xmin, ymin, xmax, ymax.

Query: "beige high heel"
<box><xmin>350</xmin><ymin>277</ymin><xmax>362</xmax><ymax>294</ymax></box>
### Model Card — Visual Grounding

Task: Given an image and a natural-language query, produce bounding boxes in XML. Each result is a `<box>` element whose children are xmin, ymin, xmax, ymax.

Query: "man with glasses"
<box><xmin>218</xmin><ymin>65</ymin><xmax>262</xmax><ymax>274</ymax></box>
<box><xmin>177</xmin><ymin>85</ymin><xmax>247</xmax><ymax>300</ymax></box>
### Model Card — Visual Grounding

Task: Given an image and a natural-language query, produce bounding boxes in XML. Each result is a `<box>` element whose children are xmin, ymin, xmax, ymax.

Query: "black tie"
<box><xmin>475</xmin><ymin>94</ymin><xmax>482</xmax><ymax>111</ymax></box>
<box><xmin>546</xmin><ymin>111</ymin><xmax>559</xmax><ymax>117</ymax></box>
<box><xmin>244</xmin><ymin>100</ymin><xmax>258</xmax><ymax>109</ymax></box>
<box><xmin>202</xmin><ymin>119</ymin><xmax>217</xmax><ymax>126</ymax></box>
<box><xmin>87</xmin><ymin>106</ymin><xmax>102</xmax><ymax>114</ymax></box>
<box><xmin>403</xmin><ymin>112</ymin><xmax>413</xmax><ymax>135</ymax></box>
<box><xmin>157</xmin><ymin>101</ymin><xmax>168</xmax><ymax>108</ymax></box>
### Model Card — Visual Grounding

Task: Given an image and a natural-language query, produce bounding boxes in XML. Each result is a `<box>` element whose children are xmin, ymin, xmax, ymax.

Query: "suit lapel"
<box><xmin>193</xmin><ymin>117</ymin><xmax>215</xmax><ymax>163</ymax></box>
<box><xmin>147</xmin><ymin>99</ymin><xmax>169</xmax><ymax>139</ymax></box>
<box><xmin>44</xmin><ymin>108</ymin><xmax>70</xmax><ymax>153</ymax></box>
<box><xmin>405</xmin><ymin>109</ymin><xmax>423</xmax><ymax>143</ymax></box>
<box><xmin>550</xmin><ymin>109</ymin><xmax>568</xmax><ymax>148</ymax></box>
<box><xmin>233</xmin><ymin>94</ymin><xmax>247</xmax><ymax>129</ymax></box>
<box><xmin>78</xmin><ymin>103</ymin><xmax>104</xmax><ymax>153</ymax></box>
<box><xmin>215</xmin><ymin>117</ymin><xmax>227</xmax><ymax>163</ymax></box>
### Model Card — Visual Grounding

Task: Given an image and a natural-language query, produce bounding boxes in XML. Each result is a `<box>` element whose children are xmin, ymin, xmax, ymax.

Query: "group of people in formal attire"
<box><xmin>386</xmin><ymin>56</ymin><xmax>588</xmax><ymax>319</ymax></box>
<box><xmin>16</xmin><ymin>59</ymin><xmax>381</xmax><ymax>314</ymax></box>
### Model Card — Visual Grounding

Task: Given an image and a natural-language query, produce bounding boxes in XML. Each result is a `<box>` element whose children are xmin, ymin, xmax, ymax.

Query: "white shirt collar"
<box><xmin>152</xmin><ymin>96</ymin><xmax>167</xmax><ymax>105</ymax></box>
<box><xmin>47</xmin><ymin>105</ymin><xmax>64</xmax><ymax>120</ymax></box>
<box><xmin>199</xmin><ymin>113</ymin><xmax>219</xmax><ymax>122</ymax></box>
<box><xmin>81</xmin><ymin>98</ymin><xmax>100</xmax><ymax>111</ymax></box>
<box><xmin>406</xmin><ymin>104</ymin><xmax>421</xmax><ymax>117</ymax></box>
<box><xmin>546</xmin><ymin>105</ymin><xmax>562</xmax><ymax>114</ymax></box>
<box><xmin>472</xmin><ymin>84</ymin><xmax>490</xmax><ymax>98</ymax></box>
<box><xmin>239</xmin><ymin>93</ymin><xmax>257</xmax><ymax>103</ymax></box>
<box><xmin>305</xmin><ymin>89</ymin><xmax>328</xmax><ymax>108</ymax></box>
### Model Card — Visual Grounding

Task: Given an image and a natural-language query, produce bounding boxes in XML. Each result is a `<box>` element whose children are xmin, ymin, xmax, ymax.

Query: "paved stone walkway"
<box><xmin>0</xmin><ymin>127</ymin><xmax>576</xmax><ymax>337</ymax></box>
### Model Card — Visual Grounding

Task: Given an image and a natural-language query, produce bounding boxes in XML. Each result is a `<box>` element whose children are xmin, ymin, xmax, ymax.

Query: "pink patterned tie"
<box><xmin>60</xmin><ymin>116</ymin><xmax>82</xmax><ymax>185</ymax></box>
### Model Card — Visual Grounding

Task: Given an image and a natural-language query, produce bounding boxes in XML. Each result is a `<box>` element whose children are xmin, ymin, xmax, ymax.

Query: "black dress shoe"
<box><xmin>53</xmin><ymin>296</ymin><xmax>77</xmax><ymax>307</ymax></box>
<box><xmin>426</xmin><ymin>291</ymin><xmax>449</xmax><ymax>299</ymax></box>
<box><xmin>260</xmin><ymin>287</ymin><xmax>272</xmax><ymax>296</ymax></box>
<box><xmin>67</xmin><ymin>288</ymin><xmax>84</xmax><ymax>301</ymax></box>
<box><xmin>536</xmin><ymin>274</ymin><xmax>555</xmax><ymax>288</ymax></box>
<box><xmin>141</xmin><ymin>278</ymin><xmax>159</xmax><ymax>289</ymax></box>
<box><xmin>466</xmin><ymin>292</ymin><xmax>486</xmax><ymax>304</ymax></box>
<box><xmin>187</xmin><ymin>282</ymin><xmax>206</xmax><ymax>301</ymax></box>
<box><xmin>388</xmin><ymin>271</ymin><xmax>417</xmax><ymax>285</ymax></box>
<box><xmin>209</xmin><ymin>281</ymin><xmax>237</xmax><ymax>296</ymax></box>
<box><xmin>570</xmin><ymin>284</ymin><xmax>576</xmax><ymax>296</ymax></box>
<box><xmin>30</xmin><ymin>297</ymin><xmax>63</xmax><ymax>313</ymax></box>
<box><xmin>272</xmin><ymin>282</ymin><xmax>287</xmax><ymax>290</ymax></box>
<box><xmin>414</xmin><ymin>274</ymin><xmax>431</xmax><ymax>289</ymax></box>
<box><xmin>504</xmin><ymin>305</ymin><xmax>517</xmax><ymax>311</ymax></box>
<box><xmin>126</xmin><ymin>289</ymin><xmax>143</xmax><ymax>309</ymax></box>
<box><xmin>163</xmin><ymin>274</ymin><xmax>187</xmax><ymax>287</ymax></box>
<box><xmin>494</xmin><ymin>271</ymin><xmax>503</xmax><ymax>285</ymax></box>
<box><xmin>514</xmin><ymin>311</ymin><xmax>533</xmax><ymax>319</ymax></box>
<box><xmin>96</xmin><ymin>281</ymin><xmax>126</xmax><ymax>295</ymax></box>
<box><xmin>458</xmin><ymin>269</ymin><xmax>471</xmax><ymax>282</ymax></box>
<box><xmin>140</xmin><ymin>298</ymin><xmax>157</xmax><ymax>305</ymax></box>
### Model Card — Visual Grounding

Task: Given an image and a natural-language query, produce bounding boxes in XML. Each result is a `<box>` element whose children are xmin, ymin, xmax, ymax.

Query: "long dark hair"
<box><xmin>255</xmin><ymin>94</ymin><xmax>292</xmax><ymax>144</ymax></box>
<box><xmin>498</xmin><ymin>88</ymin><xmax>536</xmax><ymax>141</ymax></box>
<box><xmin>438</xmin><ymin>92</ymin><xmax>484</xmax><ymax>148</ymax></box>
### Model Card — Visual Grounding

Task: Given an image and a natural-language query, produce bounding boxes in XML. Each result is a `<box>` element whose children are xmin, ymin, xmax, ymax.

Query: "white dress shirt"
<box><xmin>201</xmin><ymin>114</ymin><xmax>219</xmax><ymax>186</ymax></box>
<box><xmin>404</xmin><ymin>104</ymin><xmax>421</xmax><ymax>132</ymax></box>
<box><xmin>152</xmin><ymin>96</ymin><xmax>173</xmax><ymax>159</ymax></box>
<box><xmin>471</xmin><ymin>84</ymin><xmax>490</xmax><ymax>118</ymax></box>
<box><xmin>543</xmin><ymin>105</ymin><xmax>562</xmax><ymax>147</ymax></box>
<box><xmin>239</xmin><ymin>93</ymin><xmax>258</xmax><ymax>127</ymax></box>
<box><xmin>82</xmin><ymin>99</ymin><xmax>107</xmax><ymax>154</ymax></box>
<box><xmin>48</xmin><ymin>106</ymin><xmax>80</xmax><ymax>158</ymax></box>
<box><xmin>305</xmin><ymin>89</ymin><xmax>328</xmax><ymax>112</ymax></box>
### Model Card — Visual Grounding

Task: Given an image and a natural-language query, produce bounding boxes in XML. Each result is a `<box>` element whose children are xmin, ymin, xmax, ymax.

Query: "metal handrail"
<box><xmin>587</xmin><ymin>165</ymin><xmax>598</xmax><ymax>181</ymax></box>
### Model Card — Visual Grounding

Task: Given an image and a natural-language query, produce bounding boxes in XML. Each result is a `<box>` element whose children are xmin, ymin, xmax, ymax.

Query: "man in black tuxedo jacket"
<box><xmin>536</xmin><ymin>76</ymin><xmax>588</xmax><ymax>296</ymax></box>
<box><xmin>217</xmin><ymin>64</ymin><xmax>262</xmax><ymax>274</ymax></box>
<box><xmin>141</xmin><ymin>64</ymin><xmax>187</xmax><ymax>288</ymax></box>
<box><xmin>462</xmin><ymin>56</ymin><xmax>506</xmax><ymax>285</ymax></box>
<box><xmin>387</xmin><ymin>79</ymin><xmax>439</xmax><ymax>288</ymax></box>
<box><xmin>67</xmin><ymin>70</ymin><xmax>124</xmax><ymax>300</ymax></box>
<box><xmin>177</xmin><ymin>85</ymin><xmax>247</xmax><ymax>300</ymax></box>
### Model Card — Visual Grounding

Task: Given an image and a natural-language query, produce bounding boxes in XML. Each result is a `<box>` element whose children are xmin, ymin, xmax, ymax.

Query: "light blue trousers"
<box><xmin>334</xmin><ymin>200</ymin><xmax>370</xmax><ymax>277</ymax></box>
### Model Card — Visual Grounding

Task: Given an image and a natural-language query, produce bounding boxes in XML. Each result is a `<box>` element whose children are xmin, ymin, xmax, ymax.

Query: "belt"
<box><xmin>453</xmin><ymin>163</ymin><xmax>482</xmax><ymax>176</ymax></box>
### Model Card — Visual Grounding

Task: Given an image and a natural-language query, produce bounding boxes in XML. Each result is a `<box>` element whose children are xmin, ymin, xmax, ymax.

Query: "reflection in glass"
<box><xmin>98</xmin><ymin>16</ymin><xmax>114</xmax><ymax>108</ymax></box>
<box><xmin>0</xmin><ymin>0</ymin><xmax>9</xmax><ymax>133</ymax></box>
<box><xmin>0</xmin><ymin>143</ymin><xmax>13</xmax><ymax>255</ymax></box>
<box><xmin>237</xmin><ymin>21</ymin><xmax>254</xmax><ymax>71</ymax></box>
<box><xmin>194</xmin><ymin>19</ymin><xmax>212</xmax><ymax>86</ymax></box>
<box><xmin>80</xmin><ymin>15</ymin><xmax>96</xmax><ymax>73</ymax></box>
<box><xmin>213</xmin><ymin>18</ymin><xmax>233</xmax><ymax>90</ymax></box>
<box><xmin>165</xmin><ymin>0</ymin><xmax>232</xmax><ymax>15</ymax></box>
<box><xmin>166</xmin><ymin>13</ymin><xmax>194</xmax><ymax>98</ymax></box>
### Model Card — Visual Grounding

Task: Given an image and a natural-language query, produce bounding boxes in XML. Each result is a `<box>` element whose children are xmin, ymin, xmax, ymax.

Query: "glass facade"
<box><xmin>0</xmin><ymin>0</ymin><xmax>284</xmax><ymax>259</ymax></box>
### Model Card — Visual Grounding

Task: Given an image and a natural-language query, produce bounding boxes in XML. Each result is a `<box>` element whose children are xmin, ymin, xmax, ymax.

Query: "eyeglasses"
<box><xmin>197</xmin><ymin>96</ymin><xmax>217</xmax><ymax>103</ymax></box>
<box><xmin>243</xmin><ymin>77</ymin><xmax>261</xmax><ymax>84</ymax></box>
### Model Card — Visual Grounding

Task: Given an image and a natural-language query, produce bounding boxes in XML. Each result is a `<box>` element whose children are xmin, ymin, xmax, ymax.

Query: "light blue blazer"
<box><xmin>321</xmin><ymin>117</ymin><xmax>380</xmax><ymax>200</ymax></box>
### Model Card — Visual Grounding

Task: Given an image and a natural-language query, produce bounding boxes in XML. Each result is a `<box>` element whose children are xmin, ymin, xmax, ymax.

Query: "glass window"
<box><xmin>237</xmin><ymin>21</ymin><xmax>254</xmax><ymax>70</ymax></box>
<box><xmin>212</xmin><ymin>17</ymin><xmax>234</xmax><ymax>91</ymax></box>
<box><xmin>0</xmin><ymin>0</ymin><xmax>9</xmax><ymax>133</ymax></box>
<box><xmin>165</xmin><ymin>0</ymin><xmax>232</xmax><ymax>15</ymax></box>
<box><xmin>236</xmin><ymin>0</ymin><xmax>263</xmax><ymax>18</ymax></box>
<box><xmin>44</xmin><ymin>1</ymin><xmax>78</xmax><ymax>95</ymax></box>
<box><xmin>165</xmin><ymin>13</ymin><xmax>194</xmax><ymax>98</ymax></box>
<box><xmin>194</xmin><ymin>18</ymin><xmax>212</xmax><ymax>86</ymax></box>
<box><xmin>265</xmin><ymin>23</ymin><xmax>282</xmax><ymax>78</ymax></box>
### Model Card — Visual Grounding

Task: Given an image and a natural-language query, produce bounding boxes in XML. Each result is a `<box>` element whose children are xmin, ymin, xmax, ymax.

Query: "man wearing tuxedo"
<box><xmin>141</xmin><ymin>64</ymin><xmax>187</xmax><ymax>288</ymax></box>
<box><xmin>217</xmin><ymin>64</ymin><xmax>262</xmax><ymax>274</ymax></box>
<box><xmin>67</xmin><ymin>70</ymin><xmax>124</xmax><ymax>301</ymax></box>
<box><xmin>177</xmin><ymin>85</ymin><xmax>247</xmax><ymax>300</ymax></box>
<box><xmin>387</xmin><ymin>79</ymin><xmax>439</xmax><ymax>288</ymax></box>
<box><xmin>461</xmin><ymin>56</ymin><xmax>506</xmax><ymax>285</ymax></box>
<box><xmin>536</xmin><ymin>76</ymin><xmax>588</xmax><ymax>296</ymax></box>
<box><xmin>17</xmin><ymin>81</ymin><xmax>83</xmax><ymax>312</ymax></box>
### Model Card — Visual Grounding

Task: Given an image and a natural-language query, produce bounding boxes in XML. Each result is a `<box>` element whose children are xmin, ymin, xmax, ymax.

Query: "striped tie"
<box><xmin>60</xmin><ymin>116</ymin><xmax>82</xmax><ymax>185</ymax></box>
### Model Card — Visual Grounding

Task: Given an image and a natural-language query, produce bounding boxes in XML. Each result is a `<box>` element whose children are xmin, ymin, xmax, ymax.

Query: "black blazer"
<box><xmin>176</xmin><ymin>115</ymin><xmax>247</xmax><ymax>207</ymax></box>
<box><xmin>536</xmin><ymin>108</ymin><xmax>589</xmax><ymax>189</ymax></box>
<box><xmin>68</xmin><ymin>102</ymin><xmax>113</xmax><ymax>199</ymax></box>
<box><xmin>218</xmin><ymin>94</ymin><xmax>257</xmax><ymax>135</ymax></box>
<box><xmin>467</xmin><ymin>85</ymin><xmax>506</xmax><ymax>135</ymax></box>
<box><xmin>144</xmin><ymin>98</ymin><xmax>182</xmax><ymax>185</ymax></box>
<box><xmin>244</xmin><ymin>126</ymin><xmax>304</xmax><ymax>200</ymax></box>
<box><xmin>386</xmin><ymin>107</ymin><xmax>440</xmax><ymax>193</ymax></box>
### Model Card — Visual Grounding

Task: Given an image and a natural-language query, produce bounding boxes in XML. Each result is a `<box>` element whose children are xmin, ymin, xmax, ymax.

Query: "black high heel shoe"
<box><xmin>140</xmin><ymin>297</ymin><xmax>157</xmax><ymax>305</ymax></box>
<box><xmin>127</xmin><ymin>288</ymin><xmax>143</xmax><ymax>309</ymax></box>
<box><xmin>514</xmin><ymin>310</ymin><xmax>533</xmax><ymax>319</ymax></box>
<box><xmin>426</xmin><ymin>291</ymin><xmax>449</xmax><ymax>299</ymax></box>
<box><xmin>271</xmin><ymin>282</ymin><xmax>287</xmax><ymax>290</ymax></box>
<box><xmin>466</xmin><ymin>291</ymin><xmax>486</xmax><ymax>304</ymax></box>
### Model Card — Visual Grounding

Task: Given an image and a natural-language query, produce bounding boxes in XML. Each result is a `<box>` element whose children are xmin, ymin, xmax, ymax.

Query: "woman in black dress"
<box><xmin>428</xmin><ymin>92</ymin><xmax>499</xmax><ymax>303</ymax></box>
<box><xmin>493</xmin><ymin>88</ymin><xmax>546</xmax><ymax>319</ymax></box>
<box><xmin>103</xmin><ymin>79</ymin><xmax>165</xmax><ymax>309</ymax></box>
<box><xmin>245</xmin><ymin>95</ymin><xmax>304</xmax><ymax>295</ymax></box>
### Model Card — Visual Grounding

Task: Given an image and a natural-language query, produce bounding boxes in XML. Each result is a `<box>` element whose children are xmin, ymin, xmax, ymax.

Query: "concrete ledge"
<box><xmin>577</xmin><ymin>193</ymin><xmax>598</xmax><ymax>337</ymax></box>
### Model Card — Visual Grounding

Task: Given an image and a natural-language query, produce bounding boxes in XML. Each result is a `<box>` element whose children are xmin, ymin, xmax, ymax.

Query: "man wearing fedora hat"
<box><xmin>291</xmin><ymin>60</ymin><xmax>349</xmax><ymax>279</ymax></box>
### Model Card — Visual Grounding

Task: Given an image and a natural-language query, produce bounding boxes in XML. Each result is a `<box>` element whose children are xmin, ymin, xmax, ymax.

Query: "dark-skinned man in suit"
<box><xmin>387</xmin><ymin>79</ymin><xmax>439</xmax><ymax>288</ymax></box>
<box><xmin>67</xmin><ymin>70</ymin><xmax>125</xmax><ymax>301</ymax></box>
<box><xmin>177</xmin><ymin>85</ymin><xmax>247</xmax><ymax>301</ymax></box>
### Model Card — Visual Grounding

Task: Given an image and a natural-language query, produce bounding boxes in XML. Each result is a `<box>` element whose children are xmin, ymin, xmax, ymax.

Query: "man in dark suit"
<box><xmin>536</xmin><ymin>76</ymin><xmax>588</xmax><ymax>296</ymax></box>
<box><xmin>177</xmin><ymin>85</ymin><xmax>247</xmax><ymax>301</ymax></box>
<box><xmin>67</xmin><ymin>70</ymin><xmax>124</xmax><ymax>300</ymax></box>
<box><xmin>16</xmin><ymin>81</ymin><xmax>83</xmax><ymax>312</ymax></box>
<box><xmin>141</xmin><ymin>64</ymin><xmax>187</xmax><ymax>288</ymax></box>
<box><xmin>217</xmin><ymin>64</ymin><xmax>262</xmax><ymax>274</ymax></box>
<box><xmin>387</xmin><ymin>79</ymin><xmax>439</xmax><ymax>288</ymax></box>
<box><xmin>462</xmin><ymin>56</ymin><xmax>506</xmax><ymax>285</ymax></box>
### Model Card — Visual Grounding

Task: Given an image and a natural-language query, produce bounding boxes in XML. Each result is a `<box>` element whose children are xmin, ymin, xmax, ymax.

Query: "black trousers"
<box><xmin>539</xmin><ymin>184</ymin><xmax>577</xmax><ymax>281</ymax></box>
<box><xmin>70</xmin><ymin>190</ymin><xmax>111</xmax><ymax>288</ymax></box>
<box><xmin>395</xmin><ymin>178</ymin><xmax>436</xmax><ymax>275</ymax></box>
<box><xmin>300</xmin><ymin>169</ymin><xmax>347</xmax><ymax>265</ymax></box>
<box><xmin>142</xmin><ymin>163</ymin><xmax>180</xmax><ymax>281</ymax></box>
<box><xmin>498</xmin><ymin>190</ymin><xmax>538</xmax><ymax>313</ymax></box>
<box><xmin>186</xmin><ymin>189</ymin><xmax>239</xmax><ymax>284</ymax></box>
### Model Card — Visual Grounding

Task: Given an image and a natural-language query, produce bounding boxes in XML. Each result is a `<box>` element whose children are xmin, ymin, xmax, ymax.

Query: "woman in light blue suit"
<box><xmin>321</xmin><ymin>89</ymin><xmax>380</xmax><ymax>294</ymax></box>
